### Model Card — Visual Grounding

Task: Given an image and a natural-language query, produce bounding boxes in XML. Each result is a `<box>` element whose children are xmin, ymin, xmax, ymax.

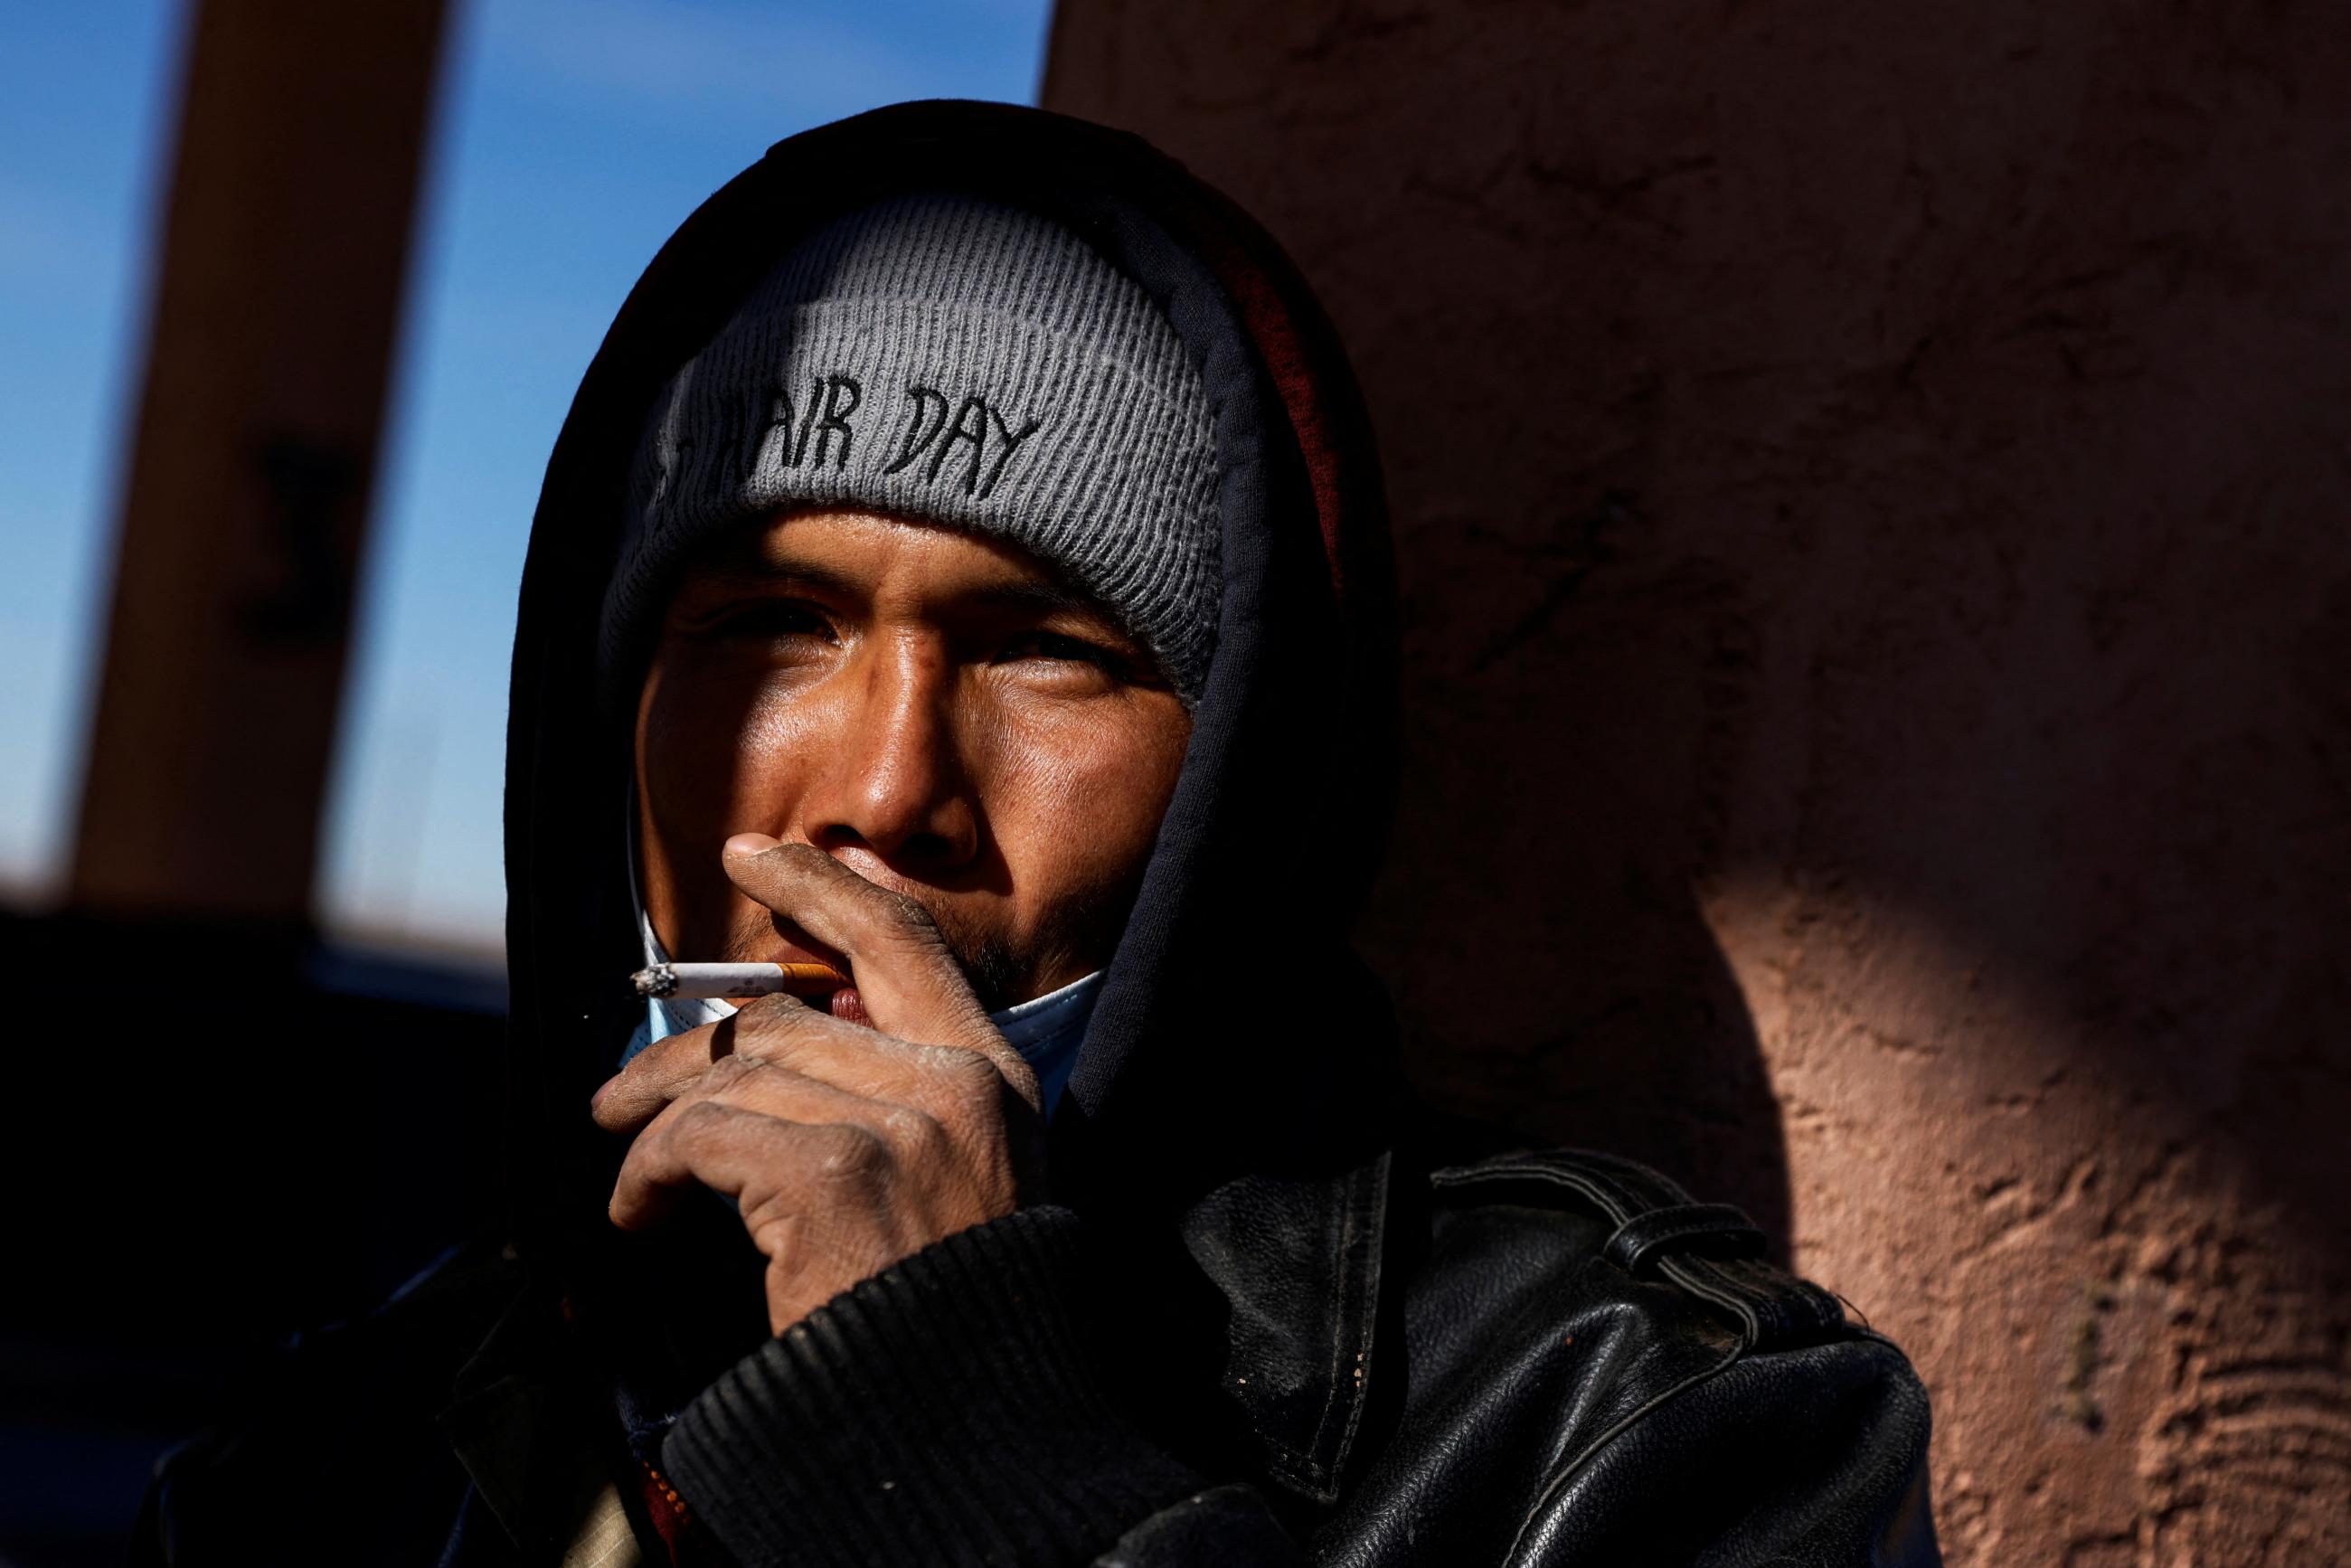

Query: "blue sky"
<box><xmin>0</xmin><ymin>1</ymin><xmax>180</xmax><ymax>893</ymax></box>
<box><xmin>0</xmin><ymin>0</ymin><xmax>1054</xmax><ymax>952</ymax></box>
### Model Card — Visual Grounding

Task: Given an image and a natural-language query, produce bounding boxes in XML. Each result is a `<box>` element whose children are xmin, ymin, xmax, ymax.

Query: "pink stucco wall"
<box><xmin>1044</xmin><ymin>2</ymin><xmax>2351</xmax><ymax>1558</ymax></box>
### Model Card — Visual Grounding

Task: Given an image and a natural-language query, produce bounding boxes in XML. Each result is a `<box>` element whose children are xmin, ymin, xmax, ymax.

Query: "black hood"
<box><xmin>501</xmin><ymin>99</ymin><xmax>1400</xmax><ymax>1276</ymax></box>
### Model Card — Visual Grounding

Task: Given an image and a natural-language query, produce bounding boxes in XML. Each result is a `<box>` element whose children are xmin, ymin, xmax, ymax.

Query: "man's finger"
<box><xmin>721</xmin><ymin>836</ymin><xmax>1004</xmax><ymax>1053</ymax></box>
<box><xmin>722</xmin><ymin>1006</ymin><xmax>1034</xmax><ymax>1132</ymax></box>
<box><xmin>625</xmin><ymin>1049</ymin><xmax>934</xmax><ymax>1163</ymax></box>
<box><xmin>609</xmin><ymin>1101</ymin><xmax>889</xmax><ymax>1230</ymax></box>
<box><xmin>594</xmin><ymin>991</ymin><xmax>1039</xmax><ymax>1136</ymax></box>
<box><xmin>589</xmin><ymin>1000</ymin><xmax>774</xmax><ymax>1134</ymax></box>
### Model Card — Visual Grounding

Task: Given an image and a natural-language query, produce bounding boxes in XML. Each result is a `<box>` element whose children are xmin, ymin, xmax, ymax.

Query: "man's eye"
<box><xmin>1004</xmin><ymin>630</ymin><xmax>1116</xmax><ymax>669</ymax></box>
<box><xmin>709</xmin><ymin>602</ymin><xmax>835</xmax><ymax>642</ymax></box>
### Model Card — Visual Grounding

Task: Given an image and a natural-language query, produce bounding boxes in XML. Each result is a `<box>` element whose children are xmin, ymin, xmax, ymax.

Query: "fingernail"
<box><xmin>723</xmin><ymin>832</ymin><xmax>779</xmax><ymax>858</ymax></box>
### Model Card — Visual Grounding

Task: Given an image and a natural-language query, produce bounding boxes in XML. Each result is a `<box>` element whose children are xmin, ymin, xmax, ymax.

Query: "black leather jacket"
<box><xmin>136</xmin><ymin>1135</ymin><xmax>1935</xmax><ymax>1565</ymax></box>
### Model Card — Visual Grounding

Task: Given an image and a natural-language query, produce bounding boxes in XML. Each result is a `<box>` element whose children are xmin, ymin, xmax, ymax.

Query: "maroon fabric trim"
<box><xmin>1191</xmin><ymin>234</ymin><xmax>1354</xmax><ymax>610</ymax></box>
<box><xmin>638</xmin><ymin>1459</ymin><xmax>706</xmax><ymax>1566</ymax></box>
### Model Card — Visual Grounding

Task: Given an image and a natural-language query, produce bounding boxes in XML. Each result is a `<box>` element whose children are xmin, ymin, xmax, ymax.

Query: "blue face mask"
<box><xmin>619</xmin><ymin>909</ymin><xmax>1100</xmax><ymax>1120</ymax></box>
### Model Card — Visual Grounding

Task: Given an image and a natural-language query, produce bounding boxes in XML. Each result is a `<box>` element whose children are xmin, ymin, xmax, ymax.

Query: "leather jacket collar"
<box><xmin>1178</xmin><ymin>1149</ymin><xmax>1393</xmax><ymax>1504</ymax></box>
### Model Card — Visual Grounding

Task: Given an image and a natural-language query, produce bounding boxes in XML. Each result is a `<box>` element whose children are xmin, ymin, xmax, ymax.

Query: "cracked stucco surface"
<box><xmin>1046</xmin><ymin>1</ymin><xmax>2351</xmax><ymax>1559</ymax></box>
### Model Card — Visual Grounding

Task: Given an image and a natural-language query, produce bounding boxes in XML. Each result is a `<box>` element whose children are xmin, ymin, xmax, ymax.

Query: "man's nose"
<box><xmin>801</xmin><ymin>635</ymin><xmax>980</xmax><ymax>872</ymax></box>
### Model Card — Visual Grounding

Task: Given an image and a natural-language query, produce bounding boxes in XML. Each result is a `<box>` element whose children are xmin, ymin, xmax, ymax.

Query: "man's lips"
<box><xmin>736</xmin><ymin>939</ymin><xmax>870</xmax><ymax>1024</ymax></box>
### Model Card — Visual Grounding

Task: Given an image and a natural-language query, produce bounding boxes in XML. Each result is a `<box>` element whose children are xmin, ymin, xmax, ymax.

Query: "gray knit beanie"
<box><xmin>601</xmin><ymin>193</ymin><xmax>1222</xmax><ymax>700</ymax></box>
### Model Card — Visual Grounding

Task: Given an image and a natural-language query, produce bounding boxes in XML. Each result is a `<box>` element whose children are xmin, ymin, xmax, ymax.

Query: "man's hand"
<box><xmin>592</xmin><ymin>836</ymin><xmax>1043</xmax><ymax>1334</ymax></box>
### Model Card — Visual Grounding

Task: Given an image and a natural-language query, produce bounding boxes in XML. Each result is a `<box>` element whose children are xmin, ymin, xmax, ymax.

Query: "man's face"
<box><xmin>635</xmin><ymin>506</ymin><xmax>1194</xmax><ymax>1011</ymax></box>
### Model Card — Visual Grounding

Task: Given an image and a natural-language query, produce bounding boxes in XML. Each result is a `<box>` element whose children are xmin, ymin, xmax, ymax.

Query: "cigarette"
<box><xmin>632</xmin><ymin>961</ymin><xmax>850</xmax><ymax>1000</ymax></box>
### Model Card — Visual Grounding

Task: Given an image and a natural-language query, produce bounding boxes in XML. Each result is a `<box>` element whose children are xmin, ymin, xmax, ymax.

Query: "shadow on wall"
<box><xmin>1043</xmin><ymin>0</ymin><xmax>2351</xmax><ymax>1558</ymax></box>
<box><xmin>1358</xmin><ymin>493</ymin><xmax>1795</xmax><ymax>1257</ymax></box>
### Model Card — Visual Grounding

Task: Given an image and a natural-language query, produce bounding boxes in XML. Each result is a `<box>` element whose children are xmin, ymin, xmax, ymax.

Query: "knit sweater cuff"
<box><xmin>662</xmin><ymin>1206</ymin><xmax>1205</xmax><ymax>1567</ymax></box>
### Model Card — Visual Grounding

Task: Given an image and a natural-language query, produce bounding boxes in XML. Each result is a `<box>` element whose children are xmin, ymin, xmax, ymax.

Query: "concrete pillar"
<box><xmin>68</xmin><ymin>0</ymin><xmax>449</xmax><ymax>921</ymax></box>
<box><xmin>1045</xmin><ymin>3</ymin><xmax>2351</xmax><ymax>1558</ymax></box>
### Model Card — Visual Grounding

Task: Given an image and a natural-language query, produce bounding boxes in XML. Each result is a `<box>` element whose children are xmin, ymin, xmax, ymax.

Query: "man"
<box><xmin>137</xmin><ymin>101</ymin><xmax>1938</xmax><ymax>1565</ymax></box>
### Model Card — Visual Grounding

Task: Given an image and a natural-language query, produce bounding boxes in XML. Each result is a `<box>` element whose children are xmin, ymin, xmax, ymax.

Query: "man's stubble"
<box><xmin>718</xmin><ymin>855</ymin><xmax>1143</xmax><ymax>1013</ymax></box>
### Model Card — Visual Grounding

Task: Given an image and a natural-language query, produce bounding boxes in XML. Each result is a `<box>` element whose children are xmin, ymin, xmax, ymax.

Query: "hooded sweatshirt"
<box><xmin>501</xmin><ymin>99</ymin><xmax>1402</xmax><ymax>1563</ymax></box>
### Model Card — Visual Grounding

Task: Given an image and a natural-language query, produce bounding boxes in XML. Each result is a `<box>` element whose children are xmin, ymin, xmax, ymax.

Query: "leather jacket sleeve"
<box><xmin>661</xmin><ymin>1206</ymin><xmax>1220</xmax><ymax>1566</ymax></box>
<box><xmin>1510</xmin><ymin>1335</ymin><xmax>1940</xmax><ymax>1567</ymax></box>
<box><xmin>1082</xmin><ymin>1357</ymin><xmax>1934</xmax><ymax>1568</ymax></box>
<box><xmin>1085</xmin><ymin>1346</ymin><xmax>1935</xmax><ymax>1568</ymax></box>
